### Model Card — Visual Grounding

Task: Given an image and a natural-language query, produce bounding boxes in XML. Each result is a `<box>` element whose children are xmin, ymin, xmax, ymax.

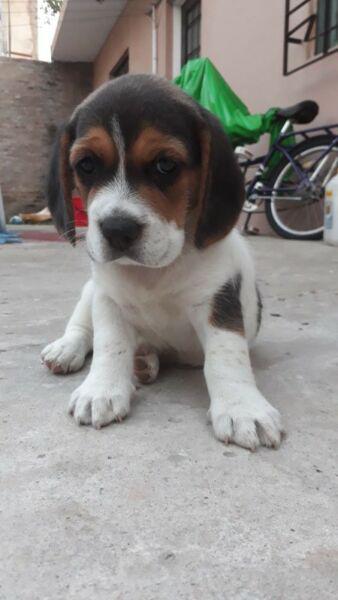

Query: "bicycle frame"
<box><xmin>241</xmin><ymin>122</ymin><xmax>338</xmax><ymax>204</ymax></box>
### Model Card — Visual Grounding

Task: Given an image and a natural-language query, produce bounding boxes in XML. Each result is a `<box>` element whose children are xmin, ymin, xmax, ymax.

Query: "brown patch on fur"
<box><xmin>197</xmin><ymin>128</ymin><xmax>212</xmax><ymax>208</ymax></box>
<box><xmin>138</xmin><ymin>168</ymin><xmax>198</xmax><ymax>226</ymax></box>
<box><xmin>129</xmin><ymin>126</ymin><xmax>196</xmax><ymax>227</ymax></box>
<box><xmin>188</xmin><ymin>128</ymin><xmax>212</xmax><ymax>235</ymax></box>
<box><xmin>70</xmin><ymin>126</ymin><xmax>116</xmax><ymax>168</ymax></box>
<box><xmin>209</xmin><ymin>274</ymin><xmax>244</xmax><ymax>335</ymax></box>
<box><xmin>59</xmin><ymin>130</ymin><xmax>75</xmax><ymax>243</ymax></box>
<box><xmin>73</xmin><ymin>173</ymin><xmax>88</xmax><ymax>203</ymax></box>
<box><xmin>129</xmin><ymin>127</ymin><xmax>189</xmax><ymax>165</ymax></box>
<box><xmin>73</xmin><ymin>176</ymin><xmax>100</xmax><ymax>207</ymax></box>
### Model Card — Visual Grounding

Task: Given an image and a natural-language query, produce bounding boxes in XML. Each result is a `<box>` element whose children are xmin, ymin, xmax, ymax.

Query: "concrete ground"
<box><xmin>1</xmin><ymin>233</ymin><xmax>338</xmax><ymax>600</ymax></box>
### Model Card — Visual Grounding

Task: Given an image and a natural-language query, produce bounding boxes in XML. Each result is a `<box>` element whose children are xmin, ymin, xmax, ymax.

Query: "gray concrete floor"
<box><xmin>1</xmin><ymin>233</ymin><xmax>338</xmax><ymax>600</ymax></box>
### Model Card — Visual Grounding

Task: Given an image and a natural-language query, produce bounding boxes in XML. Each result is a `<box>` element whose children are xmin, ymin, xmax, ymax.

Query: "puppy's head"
<box><xmin>48</xmin><ymin>75</ymin><xmax>244</xmax><ymax>267</ymax></box>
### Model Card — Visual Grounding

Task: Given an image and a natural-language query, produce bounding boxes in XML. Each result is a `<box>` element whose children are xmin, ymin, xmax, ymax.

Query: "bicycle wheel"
<box><xmin>265</xmin><ymin>135</ymin><xmax>338</xmax><ymax>240</ymax></box>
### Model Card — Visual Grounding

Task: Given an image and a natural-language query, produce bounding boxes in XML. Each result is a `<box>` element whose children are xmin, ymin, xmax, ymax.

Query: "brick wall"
<box><xmin>0</xmin><ymin>57</ymin><xmax>92</xmax><ymax>217</ymax></box>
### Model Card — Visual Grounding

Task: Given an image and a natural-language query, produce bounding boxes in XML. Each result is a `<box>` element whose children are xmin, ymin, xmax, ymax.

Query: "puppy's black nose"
<box><xmin>100</xmin><ymin>216</ymin><xmax>142</xmax><ymax>252</ymax></box>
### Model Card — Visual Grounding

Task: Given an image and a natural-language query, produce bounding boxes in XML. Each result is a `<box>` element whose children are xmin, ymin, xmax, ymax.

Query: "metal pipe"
<box><xmin>7</xmin><ymin>0</ymin><xmax>12</xmax><ymax>57</ymax></box>
<box><xmin>283</xmin><ymin>0</ymin><xmax>290</xmax><ymax>75</ymax></box>
<box><xmin>151</xmin><ymin>3</ymin><xmax>157</xmax><ymax>75</ymax></box>
<box><xmin>280</xmin><ymin>119</ymin><xmax>292</xmax><ymax>134</ymax></box>
<box><xmin>323</xmin><ymin>0</ymin><xmax>332</xmax><ymax>54</ymax></box>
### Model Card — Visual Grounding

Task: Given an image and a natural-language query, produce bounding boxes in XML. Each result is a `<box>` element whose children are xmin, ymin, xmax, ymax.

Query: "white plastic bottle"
<box><xmin>324</xmin><ymin>174</ymin><xmax>338</xmax><ymax>246</ymax></box>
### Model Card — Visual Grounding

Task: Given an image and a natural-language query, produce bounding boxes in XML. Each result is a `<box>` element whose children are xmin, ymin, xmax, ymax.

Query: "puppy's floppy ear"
<box><xmin>47</xmin><ymin>124</ymin><xmax>76</xmax><ymax>244</ymax></box>
<box><xmin>194</xmin><ymin>109</ymin><xmax>244</xmax><ymax>248</ymax></box>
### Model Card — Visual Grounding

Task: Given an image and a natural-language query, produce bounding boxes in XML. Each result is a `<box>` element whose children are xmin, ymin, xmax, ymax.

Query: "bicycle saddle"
<box><xmin>276</xmin><ymin>100</ymin><xmax>319</xmax><ymax>124</ymax></box>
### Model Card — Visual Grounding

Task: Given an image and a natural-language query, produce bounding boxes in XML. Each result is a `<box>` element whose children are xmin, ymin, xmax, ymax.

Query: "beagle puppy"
<box><xmin>41</xmin><ymin>74</ymin><xmax>284</xmax><ymax>450</ymax></box>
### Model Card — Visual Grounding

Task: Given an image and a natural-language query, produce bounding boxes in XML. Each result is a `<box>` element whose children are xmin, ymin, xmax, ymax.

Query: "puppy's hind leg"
<box><xmin>134</xmin><ymin>344</ymin><xmax>159</xmax><ymax>385</ymax></box>
<box><xmin>41</xmin><ymin>279</ymin><xmax>93</xmax><ymax>374</ymax></box>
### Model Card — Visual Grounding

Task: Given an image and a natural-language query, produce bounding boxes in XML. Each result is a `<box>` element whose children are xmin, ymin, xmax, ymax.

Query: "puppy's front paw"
<box><xmin>41</xmin><ymin>333</ymin><xmax>90</xmax><ymax>374</ymax></box>
<box><xmin>211</xmin><ymin>388</ymin><xmax>284</xmax><ymax>451</ymax></box>
<box><xmin>68</xmin><ymin>378</ymin><xmax>132</xmax><ymax>429</ymax></box>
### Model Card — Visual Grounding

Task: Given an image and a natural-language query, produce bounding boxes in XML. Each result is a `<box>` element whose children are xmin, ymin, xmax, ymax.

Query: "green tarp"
<box><xmin>174</xmin><ymin>57</ymin><xmax>283</xmax><ymax>148</ymax></box>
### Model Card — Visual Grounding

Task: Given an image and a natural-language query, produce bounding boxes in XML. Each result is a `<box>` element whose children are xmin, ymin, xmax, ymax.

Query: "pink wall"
<box><xmin>201</xmin><ymin>0</ymin><xmax>338</xmax><ymax>125</ymax></box>
<box><xmin>201</xmin><ymin>0</ymin><xmax>337</xmax><ymax>233</ymax></box>
<box><xmin>95</xmin><ymin>0</ymin><xmax>337</xmax><ymax>128</ymax></box>
<box><xmin>157</xmin><ymin>0</ymin><xmax>173</xmax><ymax>78</ymax></box>
<box><xmin>93</xmin><ymin>0</ymin><xmax>337</xmax><ymax>234</ymax></box>
<box><xmin>94</xmin><ymin>0</ymin><xmax>152</xmax><ymax>88</ymax></box>
<box><xmin>95</xmin><ymin>0</ymin><xmax>337</xmax><ymax>122</ymax></box>
<box><xmin>94</xmin><ymin>0</ymin><xmax>173</xmax><ymax>88</ymax></box>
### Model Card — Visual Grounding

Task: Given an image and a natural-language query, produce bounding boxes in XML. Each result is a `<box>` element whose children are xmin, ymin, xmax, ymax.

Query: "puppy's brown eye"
<box><xmin>155</xmin><ymin>158</ymin><xmax>177</xmax><ymax>175</ymax></box>
<box><xmin>77</xmin><ymin>156</ymin><xmax>96</xmax><ymax>175</ymax></box>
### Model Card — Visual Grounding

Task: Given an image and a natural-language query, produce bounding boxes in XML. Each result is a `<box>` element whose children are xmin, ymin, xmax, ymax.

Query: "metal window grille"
<box><xmin>316</xmin><ymin>0</ymin><xmax>338</xmax><ymax>52</ymax></box>
<box><xmin>284</xmin><ymin>0</ymin><xmax>338</xmax><ymax>75</ymax></box>
<box><xmin>181</xmin><ymin>0</ymin><xmax>201</xmax><ymax>66</ymax></box>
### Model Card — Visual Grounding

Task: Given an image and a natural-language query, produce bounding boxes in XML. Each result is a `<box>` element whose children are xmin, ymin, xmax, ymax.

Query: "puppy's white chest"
<box><xmin>121</xmin><ymin>295</ymin><xmax>203</xmax><ymax>365</ymax></box>
<box><xmin>94</xmin><ymin>257</ymin><xmax>213</xmax><ymax>365</ymax></box>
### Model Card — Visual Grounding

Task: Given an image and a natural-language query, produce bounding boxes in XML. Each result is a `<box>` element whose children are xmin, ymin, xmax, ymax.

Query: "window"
<box><xmin>110</xmin><ymin>50</ymin><xmax>129</xmax><ymax>78</ymax></box>
<box><xmin>316</xmin><ymin>0</ymin><xmax>338</xmax><ymax>54</ymax></box>
<box><xmin>181</xmin><ymin>0</ymin><xmax>201</xmax><ymax>66</ymax></box>
<box><xmin>284</xmin><ymin>0</ymin><xmax>338</xmax><ymax>75</ymax></box>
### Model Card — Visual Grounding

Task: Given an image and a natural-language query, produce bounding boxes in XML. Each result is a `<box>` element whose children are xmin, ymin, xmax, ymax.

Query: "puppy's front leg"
<box><xmin>69</xmin><ymin>291</ymin><xmax>136</xmax><ymax>429</ymax></box>
<box><xmin>205</xmin><ymin>329</ymin><xmax>284</xmax><ymax>449</ymax></box>
<box><xmin>190</xmin><ymin>309</ymin><xmax>284</xmax><ymax>450</ymax></box>
<box><xmin>41</xmin><ymin>279</ymin><xmax>94</xmax><ymax>374</ymax></box>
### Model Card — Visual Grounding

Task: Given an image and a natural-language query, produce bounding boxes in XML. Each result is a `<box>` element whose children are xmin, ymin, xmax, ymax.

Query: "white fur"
<box><xmin>41</xmin><ymin>280</ymin><xmax>93</xmax><ymax>374</ymax></box>
<box><xmin>68</xmin><ymin>290</ymin><xmax>135</xmax><ymax>429</ymax></box>
<box><xmin>42</xmin><ymin>229</ymin><xmax>284</xmax><ymax>449</ymax></box>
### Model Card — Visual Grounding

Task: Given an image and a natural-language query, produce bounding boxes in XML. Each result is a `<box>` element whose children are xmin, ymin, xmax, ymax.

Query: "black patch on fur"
<box><xmin>256</xmin><ymin>284</ymin><xmax>263</xmax><ymax>334</ymax></box>
<box><xmin>210</xmin><ymin>274</ymin><xmax>244</xmax><ymax>333</ymax></box>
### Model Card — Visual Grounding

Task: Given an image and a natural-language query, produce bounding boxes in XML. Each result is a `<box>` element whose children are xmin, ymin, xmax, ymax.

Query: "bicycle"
<box><xmin>236</xmin><ymin>100</ymin><xmax>338</xmax><ymax>240</ymax></box>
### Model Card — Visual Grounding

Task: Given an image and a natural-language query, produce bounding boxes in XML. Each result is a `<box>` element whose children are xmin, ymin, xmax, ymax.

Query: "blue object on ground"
<box><xmin>0</xmin><ymin>230</ymin><xmax>22</xmax><ymax>244</ymax></box>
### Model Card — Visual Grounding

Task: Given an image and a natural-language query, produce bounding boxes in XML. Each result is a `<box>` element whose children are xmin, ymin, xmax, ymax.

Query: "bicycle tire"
<box><xmin>265</xmin><ymin>135</ymin><xmax>337</xmax><ymax>240</ymax></box>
